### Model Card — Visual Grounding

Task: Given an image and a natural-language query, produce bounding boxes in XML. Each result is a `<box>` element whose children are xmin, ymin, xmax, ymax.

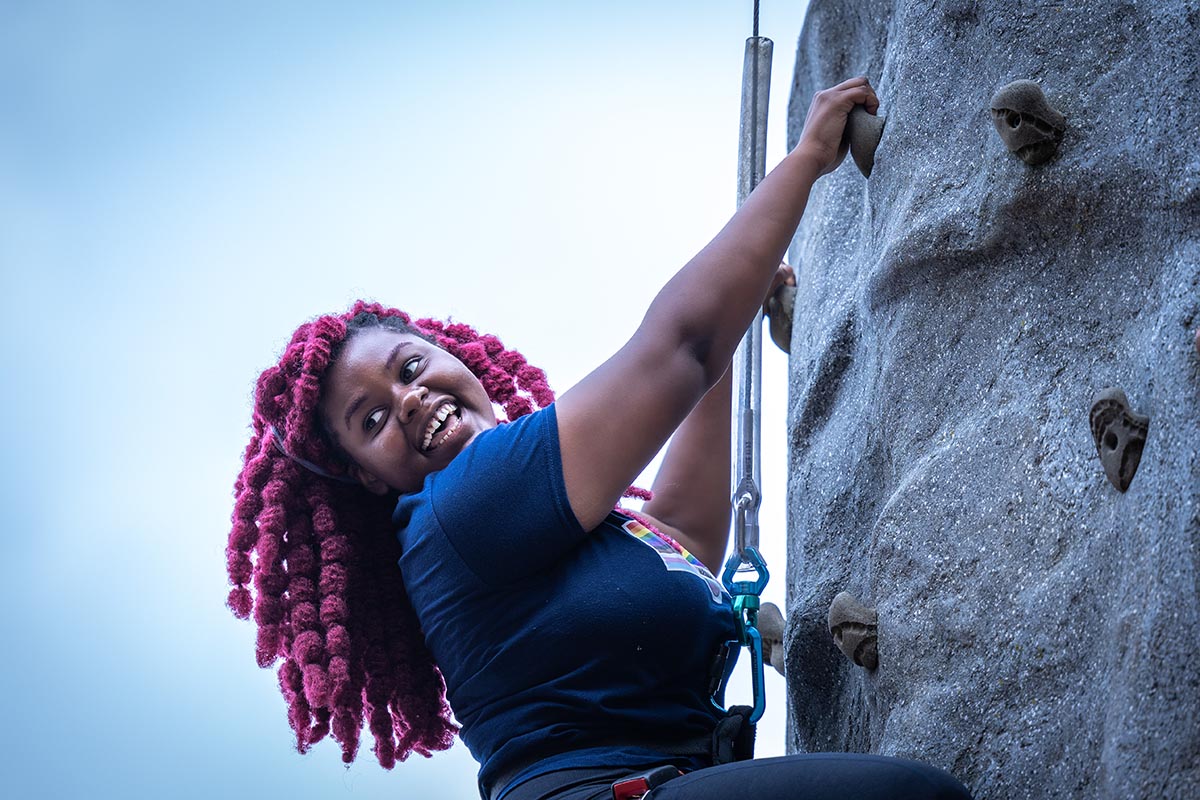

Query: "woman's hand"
<box><xmin>795</xmin><ymin>77</ymin><xmax>880</xmax><ymax>176</ymax></box>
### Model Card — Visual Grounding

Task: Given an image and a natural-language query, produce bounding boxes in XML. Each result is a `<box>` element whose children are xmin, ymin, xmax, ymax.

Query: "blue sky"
<box><xmin>1</xmin><ymin>2</ymin><xmax>811</xmax><ymax>796</ymax></box>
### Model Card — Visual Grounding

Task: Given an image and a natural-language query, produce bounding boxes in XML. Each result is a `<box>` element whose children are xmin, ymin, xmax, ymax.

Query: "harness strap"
<box><xmin>485</xmin><ymin>708</ymin><xmax>756</xmax><ymax>800</ymax></box>
<box><xmin>608</xmin><ymin>709</ymin><xmax>756</xmax><ymax>800</ymax></box>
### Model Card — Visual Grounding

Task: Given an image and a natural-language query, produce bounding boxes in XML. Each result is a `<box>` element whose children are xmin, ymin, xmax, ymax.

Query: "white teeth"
<box><xmin>422</xmin><ymin>403</ymin><xmax>459</xmax><ymax>451</ymax></box>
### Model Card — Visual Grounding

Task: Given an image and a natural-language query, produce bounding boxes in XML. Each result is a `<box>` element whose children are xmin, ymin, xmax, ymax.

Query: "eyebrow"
<box><xmin>385</xmin><ymin>341</ymin><xmax>411</xmax><ymax>370</ymax></box>
<box><xmin>343</xmin><ymin>341</ymin><xmax>413</xmax><ymax>431</ymax></box>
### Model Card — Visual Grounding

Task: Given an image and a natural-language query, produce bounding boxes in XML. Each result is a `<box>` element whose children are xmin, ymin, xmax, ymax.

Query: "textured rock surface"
<box><xmin>782</xmin><ymin>2</ymin><xmax>1200</xmax><ymax>798</ymax></box>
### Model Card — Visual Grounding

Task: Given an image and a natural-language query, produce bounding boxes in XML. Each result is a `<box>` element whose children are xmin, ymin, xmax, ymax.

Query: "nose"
<box><xmin>398</xmin><ymin>384</ymin><xmax>428</xmax><ymax>422</ymax></box>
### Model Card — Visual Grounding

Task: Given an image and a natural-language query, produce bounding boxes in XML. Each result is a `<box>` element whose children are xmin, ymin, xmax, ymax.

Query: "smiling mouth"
<box><xmin>422</xmin><ymin>402</ymin><xmax>462</xmax><ymax>452</ymax></box>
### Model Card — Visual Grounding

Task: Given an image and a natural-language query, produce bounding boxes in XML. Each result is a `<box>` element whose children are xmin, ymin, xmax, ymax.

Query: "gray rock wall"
<box><xmin>781</xmin><ymin>2</ymin><xmax>1200</xmax><ymax>798</ymax></box>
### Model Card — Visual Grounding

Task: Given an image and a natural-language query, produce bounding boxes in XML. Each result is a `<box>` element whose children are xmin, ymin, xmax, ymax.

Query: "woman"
<box><xmin>227</xmin><ymin>77</ymin><xmax>972</xmax><ymax>800</ymax></box>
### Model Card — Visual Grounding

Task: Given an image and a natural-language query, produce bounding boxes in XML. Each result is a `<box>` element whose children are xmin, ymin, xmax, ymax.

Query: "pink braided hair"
<box><xmin>226</xmin><ymin>301</ymin><xmax>556</xmax><ymax>767</ymax></box>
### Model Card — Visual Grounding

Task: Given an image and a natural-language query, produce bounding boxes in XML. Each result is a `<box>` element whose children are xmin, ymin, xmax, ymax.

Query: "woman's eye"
<box><xmin>400</xmin><ymin>356</ymin><xmax>421</xmax><ymax>382</ymax></box>
<box><xmin>363</xmin><ymin>408</ymin><xmax>385</xmax><ymax>432</ymax></box>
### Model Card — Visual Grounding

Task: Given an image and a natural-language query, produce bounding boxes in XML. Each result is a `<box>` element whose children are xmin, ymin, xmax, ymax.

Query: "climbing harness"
<box><xmin>710</xmin><ymin>0</ymin><xmax>774</xmax><ymax>729</ymax></box>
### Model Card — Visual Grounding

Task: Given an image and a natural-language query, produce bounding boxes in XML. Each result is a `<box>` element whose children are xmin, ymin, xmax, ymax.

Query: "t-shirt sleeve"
<box><xmin>394</xmin><ymin>404</ymin><xmax>586</xmax><ymax>587</ymax></box>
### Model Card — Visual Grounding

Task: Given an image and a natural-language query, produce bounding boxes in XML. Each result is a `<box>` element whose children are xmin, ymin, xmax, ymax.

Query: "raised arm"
<box><xmin>556</xmin><ymin>78</ymin><xmax>878</xmax><ymax>532</ymax></box>
<box><xmin>638</xmin><ymin>265</ymin><xmax>794</xmax><ymax>572</ymax></box>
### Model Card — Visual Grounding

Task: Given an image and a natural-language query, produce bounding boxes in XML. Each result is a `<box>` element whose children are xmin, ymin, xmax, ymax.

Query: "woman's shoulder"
<box><xmin>434</xmin><ymin>404</ymin><xmax>560</xmax><ymax>495</ymax></box>
<box><xmin>394</xmin><ymin>404</ymin><xmax>586</xmax><ymax>585</ymax></box>
<box><xmin>395</xmin><ymin>405</ymin><xmax>558</xmax><ymax>506</ymax></box>
<box><xmin>394</xmin><ymin>404</ymin><xmax>580</xmax><ymax>535</ymax></box>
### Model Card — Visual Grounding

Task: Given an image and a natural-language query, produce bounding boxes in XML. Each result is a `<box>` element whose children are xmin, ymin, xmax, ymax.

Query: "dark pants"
<box><xmin>502</xmin><ymin>754</ymin><xmax>972</xmax><ymax>800</ymax></box>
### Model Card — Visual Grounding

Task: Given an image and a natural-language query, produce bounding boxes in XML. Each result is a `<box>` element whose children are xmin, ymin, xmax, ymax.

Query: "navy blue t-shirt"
<box><xmin>392</xmin><ymin>405</ymin><xmax>737</xmax><ymax>799</ymax></box>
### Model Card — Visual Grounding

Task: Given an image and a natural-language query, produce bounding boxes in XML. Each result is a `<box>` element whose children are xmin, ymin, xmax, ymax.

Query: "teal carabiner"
<box><xmin>744</xmin><ymin>624</ymin><xmax>765</xmax><ymax>724</ymax></box>
<box><xmin>711</xmin><ymin>546</ymin><xmax>769</xmax><ymax>723</ymax></box>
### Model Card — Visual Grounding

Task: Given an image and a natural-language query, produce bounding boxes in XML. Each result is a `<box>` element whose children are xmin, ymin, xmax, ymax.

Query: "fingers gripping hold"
<box><xmin>798</xmin><ymin>77</ymin><xmax>881</xmax><ymax>176</ymax></box>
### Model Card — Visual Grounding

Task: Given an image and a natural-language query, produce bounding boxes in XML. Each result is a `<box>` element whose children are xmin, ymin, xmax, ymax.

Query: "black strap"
<box><xmin>711</xmin><ymin>705</ymin><xmax>756</xmax><ymax>765</ymax></box>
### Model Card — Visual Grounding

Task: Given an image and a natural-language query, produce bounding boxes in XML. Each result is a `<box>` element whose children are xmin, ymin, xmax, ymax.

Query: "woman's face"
<box><xmin>319</xmin><ymin>328</ymin><xmax>496</xmax><ymax>494</ymax></box>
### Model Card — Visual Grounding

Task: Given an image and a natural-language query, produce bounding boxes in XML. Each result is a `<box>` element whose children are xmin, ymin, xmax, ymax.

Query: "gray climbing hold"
<box><xmin>989</xmin><ymin>80</ymin><xmax>1066</xmax><ymax>166</ymax></box>
<box><xmin>828</xmin><ymin>591</ymin><xmax>878</xmax><ymax>670</ymax></box>
<box><xmin>758</xmin><ymin>601</ymin><xmax>786</xmax><ymax>676</ymax></box>
<box><xmin>842</xmin><ymin>105</ymin><xmax>886</xmax><ymax>178</ymax></box>
<box><xmin>1194</xmin><ymin>327</ymin><xmax>1199</xmax><ymax>357</ymax></box>
<box><xmin>766</xmin><ymin>283</ymin><xmax>796</xmax><ymax>353</ymax></box>
<box><xmin>1089</xmin><ymin>387</ymin><xmax>1150</xmax><ymax>493</ymax></box>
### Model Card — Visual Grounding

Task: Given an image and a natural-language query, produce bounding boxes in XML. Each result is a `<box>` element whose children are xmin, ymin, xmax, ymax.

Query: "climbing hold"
<box><xmin>841</xmin><ymin>105</ymin><xmax>886</xmax><ymax>178</ymax></box>
<box><xmin>828</xmin><ymin>591</ymin><xmax>878</xmax><ymax>670</ymax></box>
<box><xmin>758</xmin><ymin>601</ymin><xmax>786</xmax><ymax>676</ymax></box>
<box><xmin>766</xmin><ymin>283</ymin><xmax>796</xmax><ymax>353</ymax></box>
<box><xmin>989</xmin><ymin>80</ymin><xmax>1066</xmax><ymax>166</ymax></box>
<box><xmin>1194</xmin><ymin>327</ymin><xmax>1199</xmax><ymax>357</ymax></box>
<box><xmin>1089</xmin><ymin>387</ymin><xmax>1149</xmax><ymax>493</ymax></box>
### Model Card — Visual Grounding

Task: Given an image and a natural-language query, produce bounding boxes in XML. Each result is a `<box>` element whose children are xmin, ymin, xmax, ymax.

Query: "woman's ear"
<box><xmin>351</xmin><ymin>466</ymin><xmax>390</xmax><ymax>496</ymax></box>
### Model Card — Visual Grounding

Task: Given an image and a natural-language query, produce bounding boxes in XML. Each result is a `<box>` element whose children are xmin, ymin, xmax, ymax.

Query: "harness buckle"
<box><xmin>610</xmin><ymin>766</ymin><xmax>682</xmax><ymax>800</ymax></box>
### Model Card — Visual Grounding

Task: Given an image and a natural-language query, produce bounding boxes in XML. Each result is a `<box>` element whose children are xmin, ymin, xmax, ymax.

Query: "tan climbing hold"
<box><xmin>758</xmin><ymin>601</ymin><xmax>786</xmax><ymax>676</ymax></box>
<box><xmin>842</xmin><ymin>105</ymin><xmax>886</xmax><ymax>178</ymax></box>
<box><xmin>1089</xmin><ymin>387</ymin><xmax>1149</xmax><ymax>493</ymax></box>
<box><xmin>766</xmin><ymin>283</ymin><xmax>796</xmax><ymax>354</ymax></box>
<box><xmin>828</xmin><ymin>591</ymin><xmax>878</xmax><ymax>670</ymax></box>
<box><xmin>989</xmin><ymin>80</ymin><xmax>1066</xmax><ymax>166</ymax></box>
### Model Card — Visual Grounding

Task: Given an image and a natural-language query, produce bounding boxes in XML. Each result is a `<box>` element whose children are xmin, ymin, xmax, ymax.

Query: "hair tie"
<box><xmin>268</xmin><ymin>425</ymin><xmax>359</xmax><ymax>485</ymax></box>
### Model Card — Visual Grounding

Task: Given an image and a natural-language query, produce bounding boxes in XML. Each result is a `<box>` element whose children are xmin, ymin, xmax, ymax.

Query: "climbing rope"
<box><xmin>712</xmin><ymin>0</ymin><xmax>773</xmax><ymax>726</ymax></box>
